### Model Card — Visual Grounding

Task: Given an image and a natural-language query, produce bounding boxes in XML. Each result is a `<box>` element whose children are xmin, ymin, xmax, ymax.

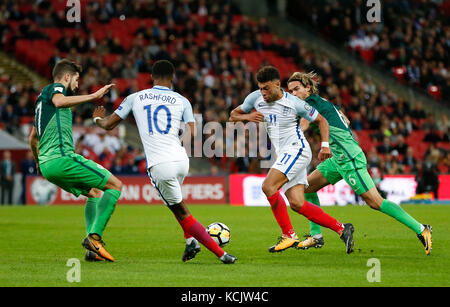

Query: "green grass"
<box><xmin>0</xmin><ymin>204</ymin><xmax>449</xmax><ymax>287</ymax></box>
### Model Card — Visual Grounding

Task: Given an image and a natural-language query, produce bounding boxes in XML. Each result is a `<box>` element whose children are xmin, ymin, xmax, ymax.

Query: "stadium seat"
<box><xmin>436</xmin><ymin>142</ymin><xmax>450</xmax><ymax>151</ymax></box>
<box><xmin>403</xmin><ymin>165</ymin><xmax>412</xmax><ymax>174</ymax></box>
<box><xmin>112</xmin><ymin>78</ymin><xmax>130</xmax><ymax>95</ymax></box>
<box><xmin>44</xmin><ymin>28</ymin><xmax>62</xmax><ymax>44</ymax></box>
<box><xmin>359</xmin><ymin>49</ymin><xmax>374</xmax><ymax>65</ymax></box>
<box><xmin>20</xmin><ymin>116</ymin><xmax>33</xmax><ymax>125</ymax></box>
<box><xmin>137</xmin><ymin>73</ymin><xmax>151</xmax><ymax>90</ymax></box>
<box><xmin>102</xmin><ymin>54</ymin><xmax>119</xmax><ymax>68</ymax></box>
<box><xmin>406</xmin><ymin>130</ymin><xmax>426</xmax><ymax>144</ymax></box>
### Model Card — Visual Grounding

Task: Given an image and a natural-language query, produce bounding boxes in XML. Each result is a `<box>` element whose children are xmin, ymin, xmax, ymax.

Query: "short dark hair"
<box><xmin>52</xmin><ymin>59</ymin><xmax>82</xmax><ymax>80</ymax></box>
<box><xmin>256</xmin><ymin>66</ymin><xmax>280</xmax><ymax>83</ymax></box>
<box><xmin>151</xmin><ymin>60</ymin><xmax>175</xmax><ymax>80</ymax></box>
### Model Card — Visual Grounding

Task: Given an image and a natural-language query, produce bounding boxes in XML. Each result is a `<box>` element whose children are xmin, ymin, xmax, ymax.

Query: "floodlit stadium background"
<box><xmin>0</xmin><ymin>0</ymin><xmax>449</xmax><ymax>206</ymax></box>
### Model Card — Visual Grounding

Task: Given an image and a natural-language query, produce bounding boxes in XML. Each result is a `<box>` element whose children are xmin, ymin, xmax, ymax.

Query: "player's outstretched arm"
<box><xmin>312</xmin><ymin>114</ymin><xmax>332</xmax><ymax>161</ymax></box>
<box><xmin>52</xmin><ymin>84</ymin><xmax>115</xmax><ymax>108</ymax></box>
<box><xmin>229</xmin><ymin>106</ymin><xmax>264</xmax><ymax>123</ymax></box>
<box><xmin>28</xmin><ymin>126</ymin><xmax>40</xmax><ymax>175</ymax></box>
<box><xmin>92</xmin><ymin>106</ymin><xmax>123</xmax><ymax>131</ymax></box>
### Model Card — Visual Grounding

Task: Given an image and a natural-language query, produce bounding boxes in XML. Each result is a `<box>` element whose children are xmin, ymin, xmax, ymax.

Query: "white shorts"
<box><xmin>271</xmin><ymin>144</ymin><xmax>312</xmax><ymax>192</ymax></box>
<box><xmin>148</xmin><ymin>159</ymin><xmax>189</xmax><ymax>206</ymax></box>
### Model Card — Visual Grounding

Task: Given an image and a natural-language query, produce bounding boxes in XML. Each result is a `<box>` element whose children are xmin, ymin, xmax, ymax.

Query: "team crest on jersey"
<box><xmin>282</xmin><ymin>106</ymin><xmax>290</xmax><ymax>116</ymax></box>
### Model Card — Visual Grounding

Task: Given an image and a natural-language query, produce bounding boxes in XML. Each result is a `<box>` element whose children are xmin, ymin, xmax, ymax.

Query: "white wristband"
<box><xmin>321</xmin><ymin>142</ymin><xmax>329</xmax><ymax>148</ymax></box>
<box><xmin>93</xmin><ymin>117</ymin><xmax>102</xmax><ymax>124</ymax></box>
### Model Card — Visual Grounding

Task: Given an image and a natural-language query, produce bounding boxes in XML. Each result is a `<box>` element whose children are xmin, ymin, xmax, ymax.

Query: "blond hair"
<box><xmin>287</xmin><ymin>71</ymin><xmax>319</xmax><ymax>95</ymax></box>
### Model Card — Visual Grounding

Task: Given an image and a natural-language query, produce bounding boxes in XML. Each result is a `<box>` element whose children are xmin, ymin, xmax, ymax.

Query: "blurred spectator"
<box><xmin>20</xmin><ymin>151</ymin><xmax>37</xmax><ymax>204</ymax></box>
<box><xmin>402</xmin><ymin>147</ymin><xmax>417</xmax><ymax>170</ymax></box>
<box><xmin>123</xmin><ymin>159</ymin><xmax>139</xmax><ymax>175</ymax></box>
<box><xmin>1</xmin><ymin>150</ymin><xmax>16</xmax><ymax>205</ymax></box>
<box><xmin>377</xmin><ymin>136</ymin><xmax>394</xmax><ymax>154</ymax></box>
<box><xmin>415</xmin><ymin>161</ymin><xmax>440</xmax><ymax>199</ymax></box>
<box><xmin>111</xmin><ymin>157</ymin><xmax>124</xmax><ymax>175</ymax></box>
<box><xmin>1</xmin><ymin>0</ymin><xmax>448</xmax><ymax>178</ymax></box>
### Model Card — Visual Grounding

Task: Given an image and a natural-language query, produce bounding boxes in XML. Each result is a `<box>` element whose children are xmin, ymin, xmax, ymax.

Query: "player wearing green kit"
<box><xmin>287</xmin><ymin>71</ymin><xmax>432</xmax><ymax>255</ymax></box>
<box><xmin>28</xmin><ymin>59</ymin><xmax>122</xmax><ymax>262</ymax></box>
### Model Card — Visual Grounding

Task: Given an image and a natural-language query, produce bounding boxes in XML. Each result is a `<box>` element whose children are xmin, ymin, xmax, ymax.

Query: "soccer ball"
<box><xmin>206</xmin><ymin>222</ymin><xmax>231</xmax><ymax>246</ymax></box>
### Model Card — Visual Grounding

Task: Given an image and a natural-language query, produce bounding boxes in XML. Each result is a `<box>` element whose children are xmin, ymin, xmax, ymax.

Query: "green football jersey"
<box><xmin>306</xmin><ymin>94</ymin><xmax>363</xmax><ymax>163</ymax></box>
<box><xmin>34</xmin><ymin>83</ymin><xmax>74</xmax><ymax>164</ymax></box>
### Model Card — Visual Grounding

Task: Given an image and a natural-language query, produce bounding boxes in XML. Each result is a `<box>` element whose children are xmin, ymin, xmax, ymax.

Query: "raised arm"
<box><xmin>312</xmin><ymin>113</ymin><xmax>332</xmax><ymax>161</ymax></box>
<box><xmin>52</xmin><ymin>84</ymin><xmax>115</xmax><ymax>108</ymax></box>
<box><xmin>292</xmin><ymin>96</ymin><xmax>332</xmax><ymax>161</ymax></box>
<box><xmin>92</xmin><ymin>106</ymin><xmax>124</xmax><ymax>131</ymax></box>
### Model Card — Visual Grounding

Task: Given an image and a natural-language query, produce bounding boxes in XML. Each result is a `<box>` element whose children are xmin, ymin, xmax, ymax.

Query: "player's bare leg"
<box><xmin>286</xmin><ymin>184</ymin><xmax>354</xmax><ymax>254</ymax></box>
<box><xmin>169</xmin><ymin>201</ymin><xmax>236</xmax><ymax>263</ymax></box>
<box><xmin>262</xmin><ymin>168</ymin><xmax>300</xmax><ymax>252</ymax></box>
<box><xmin>82</xmin><ymin>175</ymin><xmax>122</xmax><ymax>262</ymax></box>
<box><xmin>304</xmin><ymin>169</ymin><xmax>330</xmax><ymax>194</ymax></box>
<box><xmin>361</xmin><ymin>187</ymin><xmax>432</xmax><ymax>255</ymax></box>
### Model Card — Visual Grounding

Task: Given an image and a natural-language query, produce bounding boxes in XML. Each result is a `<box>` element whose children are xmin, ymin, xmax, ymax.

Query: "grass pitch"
<box><xmin>0</xmin><ymin>204</ymin><xmax>449</xmax><ymax>287</ymax></box>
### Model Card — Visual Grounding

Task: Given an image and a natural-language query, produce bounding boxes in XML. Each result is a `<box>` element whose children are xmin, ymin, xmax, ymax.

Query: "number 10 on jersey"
<box><xmin>144</xmin><ymin>105</ymin><xmax>172</xmax><ymax>135</ymax></box>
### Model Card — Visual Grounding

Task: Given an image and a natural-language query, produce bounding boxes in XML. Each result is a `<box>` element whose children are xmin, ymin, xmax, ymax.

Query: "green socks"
<box><xmin>85</xmin><ymin>197</ymin><xmax>100</xmax><ymax>235</ymax></box>
<box><xmin>89</xmin><ymin>189</ymin><xmax>121</xmax><ymax>237</ymax></box>
<box><xmin>304</xmin><ymin>195</ymin><xmax>422</xmax><ymax>236</ymax></box>
<box><xmin>380</xmin><ymin>199</ymin><xmax>422</xmax><ymax>234</ymax></box>
<box><xmin>305</xmin><ymin>193</ymin><xmax>322</xmax><ymax>236</ymax></box>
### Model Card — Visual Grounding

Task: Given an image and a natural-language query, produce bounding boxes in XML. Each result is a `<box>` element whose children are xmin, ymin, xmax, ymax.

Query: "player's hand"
<box><xmin>248</xmin><ymin>111</ymin><xmax>264</xmax><ymax>123</ymax></box>
<box><xmin>93</xmin><ymin>106</ymin><xmax>106</xmax><ymax>119</ymax></box>
<box><xmin>93</xmin><ymin>84</ymin><xmax>115</xmax><ymax>100</ymax></box>
<box><xmin>318</xmin><ymin>146</ymin><xmax>332</xmax><ymax>161</ymax></box>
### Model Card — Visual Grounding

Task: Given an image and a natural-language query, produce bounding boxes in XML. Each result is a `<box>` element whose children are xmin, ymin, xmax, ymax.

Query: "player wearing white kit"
<box><xmin>230</xmin><ymin>66</ymin><xmax>355</xmax><ymax>254</ymax></box>
<box><xmin>92</xmin><ymin>60</ymin><xmax>236</xmax><ymax>264</ymax></box>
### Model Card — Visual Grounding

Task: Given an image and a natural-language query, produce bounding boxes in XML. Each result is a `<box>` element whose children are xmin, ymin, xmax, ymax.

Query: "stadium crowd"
<box><xmin>286</xmin><ymin>0</ymin><xmax>450</xmax><ymax>103</ymax></box>
<box><xmin>0</xmin><ymin>0</ymin><xmax>448</xmax><ymax>202</ymax></box>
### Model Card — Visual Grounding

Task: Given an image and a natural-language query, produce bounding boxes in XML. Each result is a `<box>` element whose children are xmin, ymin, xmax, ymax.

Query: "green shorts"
<box><xmin>316</xmin><ymin>152</ymin><xmax>375</xmax><ymax>195</ymax></box>
<box><xmin>40</xmin><ymin>153</ymin><xmax>111</xmax><ymax>197</ymax></box>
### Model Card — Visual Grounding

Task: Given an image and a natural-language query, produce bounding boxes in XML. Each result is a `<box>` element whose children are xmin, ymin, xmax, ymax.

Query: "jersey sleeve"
<box><xmin>114</xmin><ymin>93</ymin><xmax>136</xmax><ymax>119</ymax></box>
<box><xmin>49</xmin><ymin>84</ymin><xmax>66</xmax><ymax>104</ymax></box>
<box><xmin>292</xmin><ymin>96</ymin><xmax>318</xmax><ymax>122</ymax></box>
<box><xmin>182</xmin><ymin>98</ymin><xmax>195</xmax><ymax>123</ymax></box>
<box><xmin>240</xmin><ymin>90</ymin><xmax>260</xmax><ymax>113</ymax></box>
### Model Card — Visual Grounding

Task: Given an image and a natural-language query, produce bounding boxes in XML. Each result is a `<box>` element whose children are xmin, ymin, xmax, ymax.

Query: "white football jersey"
<box><xmin>241</xmin><ymin>89</ymin><xmax>318</xmax><ymax>153</ymax></box>
<box><xmin>115</xmin><ymin>85</ymin><xmax>195</xmax><ymax>168</ymax></box>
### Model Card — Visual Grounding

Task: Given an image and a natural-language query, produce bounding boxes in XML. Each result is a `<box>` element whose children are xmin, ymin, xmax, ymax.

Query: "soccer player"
<box><xmin>230</xmin><ymin>66</ymin><xmax>355</xmax><ymax>254</ymax></box>
<box><xmin>28</xmin><ymin>59</ymin><xmax>123</xmax><ymax>262</ymax></box>
<box><xmin>287</xmin><ymin>71</ymin><xmax>432</xmax><ymax>255</ymax></box>
<box><xmin>91</xmin><ymin>60</ymin><xmax>237</xmax><ymax>264</ymax></box>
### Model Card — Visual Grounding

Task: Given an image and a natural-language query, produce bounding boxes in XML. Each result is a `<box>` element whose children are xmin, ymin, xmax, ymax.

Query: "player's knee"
<box><xmin>289</xmin><ymin>198</ymin><xmax>305</xmax><ymax>212</ymax></box>
<box><xmin>261</xmin><ymin>181</ymin><xmax>277</xmax><ymax>197</ymax></box>
<box><xmin>362</xmin><ymin>195</ymin><xmax>381</xmax><ymax>210</ymax></box>
<box><xmin>89</xmin><ymin>188</ymin><xmax>102</xmax><ymax>198</ymax></box>
<box><xmin>361</xmin><ymin>191</ymin><xmax>383</xmax><ymax>210</ymax></box>
<box><xmin>108</xmin><ymin>177</ymin><xmax>123</xmax><ymax>192</ymax></box>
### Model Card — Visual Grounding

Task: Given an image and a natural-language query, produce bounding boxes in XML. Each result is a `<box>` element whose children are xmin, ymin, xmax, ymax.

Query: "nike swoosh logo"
<box><xmin>90</xmin><ymin>240</ymin><xmax>100</xmax><ymax>251</ymax></box>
